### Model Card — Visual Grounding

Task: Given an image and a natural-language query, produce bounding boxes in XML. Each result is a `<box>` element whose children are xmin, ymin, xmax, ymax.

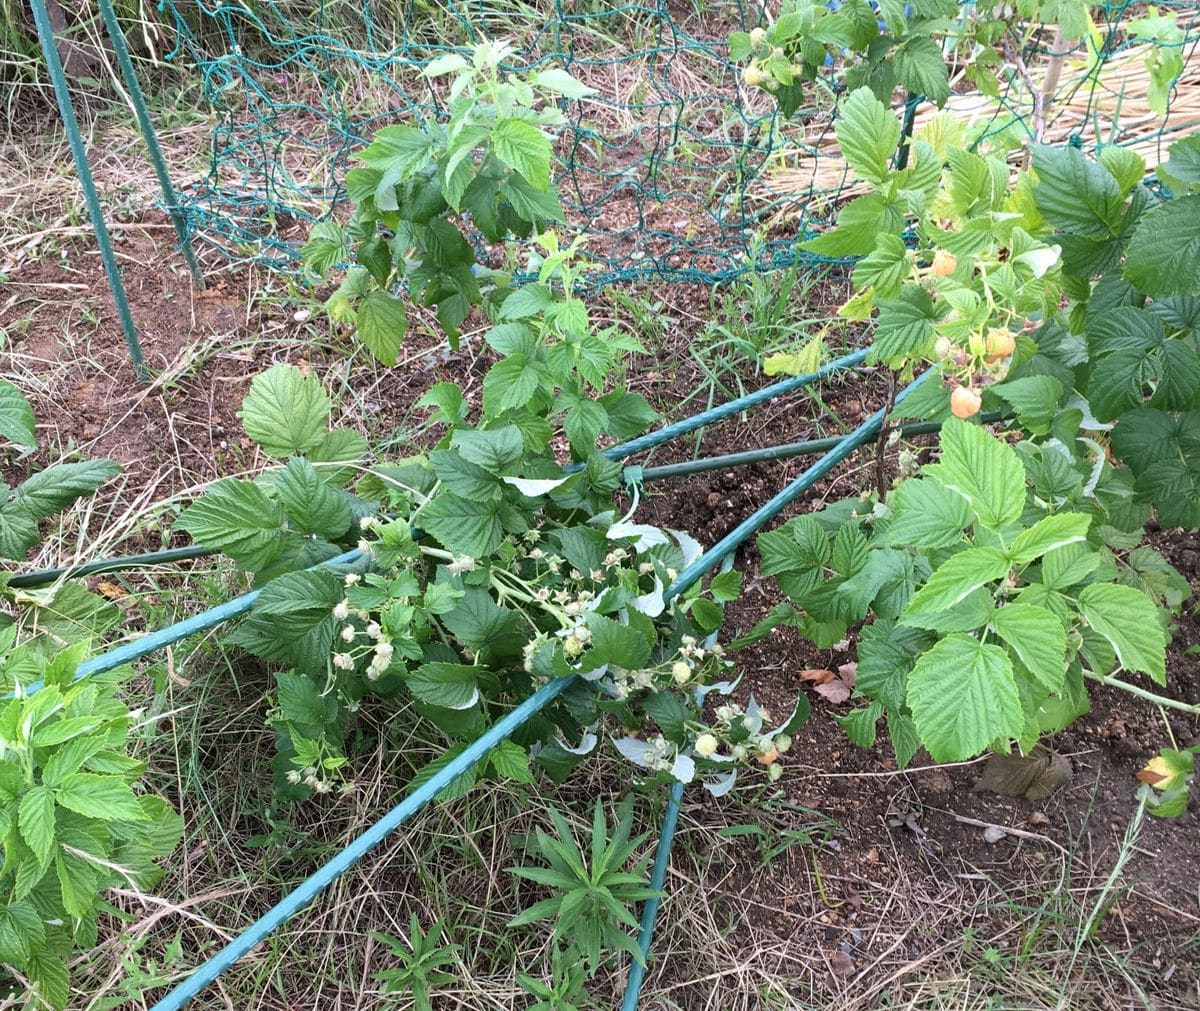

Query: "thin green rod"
<box><xmin>7</xmin><ymin>545</ymin><xmax>213</xmax><ymax>589</ymax></box>
<box><xmin>634</xmin><ymin>413</ymin><xmax>1007</xmax><ymax>482</ymax></box>
<box><xmin>28</xmin><ymin>0</ymin><xmax>148</xmax><ymax>381</ymax></box>
<box><xmin>95</xmin><ymin>0</ymin><xmax>206</xmax><ymax>289</ymax></box>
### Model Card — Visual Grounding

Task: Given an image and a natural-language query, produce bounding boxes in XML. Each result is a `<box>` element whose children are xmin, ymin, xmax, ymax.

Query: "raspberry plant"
<box><xmin>178</xmin><ymin>238</ymin><xmax>805</xmax><ymax>803</ymax></box>
<box><xmin>301</xmin><ymin>41</ymin><xmax>592</xmax><ymax>356</ymax></box>
<box><xmin>749</xmin><ymin>86</ymin><xmax>1196</xmax><ymax>808</ymax></box>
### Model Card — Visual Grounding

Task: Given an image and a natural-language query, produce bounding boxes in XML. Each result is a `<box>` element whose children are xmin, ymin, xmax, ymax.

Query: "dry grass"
<box><xmin>768</xmin><ymin>32</ymin><xmax>1200</xmax><ymax>203</ymax></box>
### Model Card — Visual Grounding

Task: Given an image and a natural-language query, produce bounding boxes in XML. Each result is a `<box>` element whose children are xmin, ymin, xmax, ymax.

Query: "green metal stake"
<box><xmin>95</xmin><ymin>0</ymin><xmax>206</xmax><ymax>290</ymax></box>
<box><xmin>28</xmin><ymin>0</ymin><xmax>148</xmax><ymax>381</ymax></box>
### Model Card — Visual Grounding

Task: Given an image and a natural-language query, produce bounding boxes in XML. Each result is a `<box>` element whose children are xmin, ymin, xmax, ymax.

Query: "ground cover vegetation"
<box><xmin>0</xmin><ymin>1</ymin><xmax>1198</xmax><ymax>1008</ymax></box>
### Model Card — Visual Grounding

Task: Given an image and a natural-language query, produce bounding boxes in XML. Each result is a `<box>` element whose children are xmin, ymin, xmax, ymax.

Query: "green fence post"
<box><xmin>95</xmin><ymin>0</ymin><xmax>206</xmax><ymax>290</ymax></box>
<box><xmin>28</xmin><ymin>0</ymin><xmax>148</xmax><ymax>381</ymax></box>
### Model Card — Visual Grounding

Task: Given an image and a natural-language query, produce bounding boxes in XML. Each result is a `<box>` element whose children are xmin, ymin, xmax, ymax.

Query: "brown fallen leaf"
<box><xmin>814</xmin><ymin>679</ymin><xmax>852</xmax><ymax>704</ymax></box>
<box><xmin>800</xmin><ymin>668</ymin><xmax>836</xmax><ymax>684</ymax></box>
<box><xmin>972</xmin><ymin>745</ymin><xmax>1072</xmax><ymax>800</ymax></box>
<box><xmin>96</xmin><ymin>581</ymin><xmax>126</xmax><ymax>600</ymax></box>
<box><xmin>828</xmin><ymin>950</ymin><xmax>855</xmax><ymax>977</ymax></box>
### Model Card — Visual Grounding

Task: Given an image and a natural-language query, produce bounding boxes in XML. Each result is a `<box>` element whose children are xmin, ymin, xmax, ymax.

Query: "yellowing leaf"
<box><xmin>763</xmin><ymin>337</ymin><xmax>824</xmax><ymax>377</ymax></box>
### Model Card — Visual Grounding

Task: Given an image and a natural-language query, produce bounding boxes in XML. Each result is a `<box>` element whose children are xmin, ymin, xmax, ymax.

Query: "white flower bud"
<box><xmin>286</xmin><ymin>770</ymin><xmax>302</xmax><ymax>784</ymax></box>
<box><xmin>671</xmin><ymin>661</ymin><xmax>692</xmax><ymax>685</ymax></box>
<box><xmin>776</xmin><ymin>734</ymin><xmax>793</xmax><ymax>754</ymax></box>
<box><xmin>767</xmin><ymin>762</ymin><xmax>783</xmax><ymax>782</ymax></box>
<box><xmin>341</xmin><ymin>625</ymin><xmax>356</xmax><ymax>643</ymax></box>
<box><xmin>332</xmin><ymin>600</ymin><xmax>350</xmax><ymax>621</ymax></box>
<box><xmin>344</xmin><ymin>573</ymin><xmax>361</xmax><ymax>586</ymax></box>
<box><xmin>694</xmin><ymin>733</ymin><xmax>718</xmax><ymax>757</ymax></box>
<box><xmin>365</xmin><ymin>622</ymin><xmax>382</xmax><ymax>640</ymax></box>
<box><xmin>359</xmin><ymin>515</ymin><xmax>375</xmax><ymax>531</ymax></box>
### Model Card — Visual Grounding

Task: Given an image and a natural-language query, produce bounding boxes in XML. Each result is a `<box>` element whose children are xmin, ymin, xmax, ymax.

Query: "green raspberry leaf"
<box><xmin>1032</xmin><ymin>145</ymin><xmax>1124</xmax><ymax>240</ymax></box>
<box><xmin>924</xmin><ymin>418</ymin><xmax>1026</xmax><ymax>530</ymax></box>
<box><xmin>242</xmin><ymin>364</ymin><xmax>331</xmax><ymax>458</ymax></box>
<box><xmin>907</xmin><ymin>634</ymin><xmax>1023</xmax><ymax>762</ymax></box>
<box><xmin>176</xmin><ymin>478</ymin><xmax>287</xmax><ymax>572</ymax></box>
<box><xmin>1077</xmin><ymin>583</ymin><xmax>1167</xmax><ymax>685</ymax></box>
<box><xmin>356</xmin><ymin>292</ymin><xmax>408</xmax><ymax>366</ymax></box>
<box><xmin>491</xmin><ymin>118</ymin><xmax>553</xmax><ymax>191</ymax></box>
<box><xmin>408</xmin><ymin>662</ymin><xmax>480</xmax><ymax>710</ymax></box>
<box><xmin>18</xmin><ymin>786</ymin><xmax>56</xmax><ymax>867</ymax></box>
<box><xmin>1124</xmin><ymin>196</ymin><xmax>1200</xmax><ymax>298</ymax></box>
<box><xmin>989</xmin><ymin>602</ymin><xmax>1067</xmax><ymax>692</ymax></box>
<box><xmin>902</xmin><ymin>546</ymin><xmax>1010</xmax><ymax>621</ymax></box>
<box><xmin>0</xmin><ymin>379</ymin><xmax>35</xmax><ymax>448</ymax></box>
<box><xmin>893</xmin><ymin>36</ymin><xmax>951</xmax><ymax>105</ymax></box>
<box><xmin>883</xmin><ymin>477</ymin><xmax>971</xmax><ymax>550</ymax></box>
<box><xmin>271</xmin><ymin>458</ymin><xmax>353</xmax><ymax>539</ymax></box>
<box><xmin>1009</xmin><ymin>512</ymin><xmax>1091</xmax><ymax>565</ymax></box>
<box><xmin>836</xmin><ymin>87</ymin><xmax>900</xmax><ymax>186</ymax></box>
<box><xmin>54</xmin><ymin>774</ymin><xmax>147</xmax><ymax>822</ymax></box>
<box><xmin>419</xmin><ymin>492</ymin><xmax>504</xmax><ymax>558</ymax></box>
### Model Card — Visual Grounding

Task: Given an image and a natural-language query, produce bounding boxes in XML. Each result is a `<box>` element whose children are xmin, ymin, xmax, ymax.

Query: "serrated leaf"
<box><xmin>491</xmin><ymin>118</ymin><xmax>553</xmax><ymax>190</ymax></box>
<box><xmin>1009</xmin><ymin>512</ymin><xmax>1091</xmax><ymax>565</ymax></box>
<box><xmin>176</xmin><ymin>478</ymin><xmax>286</xmax><ymax>572</ymax></box>
<box><xmin>408</xmin><ymin>743</ymin><xmax>478</xmax><ymax>802</ymax></box>
<box><xmin>418</xmin><ymin>492</ymin><xmax>503</xmax><ymax>558</ymax></box>
<box><xmin>990</xmin><ymin>375</ymin><xmax>1063</xmax><ymax>436</ymax></box>
<box><xmin>902</xmin><ymin>546</ymin><xmax>1010</xmax><ymax>619</ymax></box>
<box><xmin>852</xmin><ymin>234</ymin><xmax>910</xmax><ymax>300</ymax></box>
<box><xmin>757</xmin><ymin>516</ymin><xmax>829</xmax><ymax>576</ymax></box>
<box><xmin>925</xmin><ymin>418</ymin><xmax>1026</xmax><ymax>529</ymax></box>
<box><xmin>907</xmin><ymin>635</ymin><xmax>1023</xmax><ymax>762</ymax></box>
<box><xmin>0</xmin><ymin>901</ymin><xmax>43</xmax><ymax>963</ymax></box>
<box><xmin>871</xmin><ymin>291</ymin><xmax>938</xmax><ymax>364</ymax></box>
<box><xmin>884</xmin><ymin>477</ymin><xmax>971</xmax><ymax>549</ymax></box>
<box><xmin>429</xmin><ymin>450</ymin><xmax>500</xmax><ymax>500</ymax></box>
<box><xmin>1033</xmin><ymin>145</ymin><xmax>1123</xmax><ymax>240</ymax></box>
<box><xmin>242</xmin><ymin>364</ymin><xmax>331</xmax><ymax>458</ymax></box>
<box><xmin>308</xmin><ymin>428</ymin><xmax>368</xmax><ymax>487</ymax></box>
<box><xmin>0</xmin><ymin>379</ymin><xmax>35</xmax><ymax>448</ymax></box>
<box><xmin>272</xmin><ymin>458</ymin><xmax>353</xmax><ymax>539</ymax></box>
<box><xmin>584</xmin><ymin>613</ymin><xmax>651</xmax><ymax>671</ymax></box>
<box><xmin>10</xmin><ymin>459</ymin><xmax>120</xmax><ymax>519</ymax></box>
<box><xmin>1099</xmin><ymin>146</ymin><xmax>1146</xmax><ymax>193</ymax></box>
<box><xmin>276</xmin><ymin>670</ymin><xmax>329</xmax><ymax>727</ymax></box>
<box><xmin>1124</xmin><ymin>196</ymin><xmax>1200</xmax><ymax>297</ymax></box>
<box><xmin>488</xmin><ymin>740</ymin><xmax>535</xmax><ymax>783</ymax></box>
<box><xmin>416</xmin><ymin>382</ymin><xmax>468</xmax><ymax>426</ymax></box>
<box><xmin>356</xmin><ymin>292</ymin><xmax>408</xmax><ymax>366</ymax></box>
<box><xmin>408</xmin><ymin>662</ymin><xmax>479</xmax><ymax>710</ymax></box>
<box><xmin>18</xmin><ymin>786</ymin><xmax>55</xmax><ymax>867</ymax></box>
<box><xmin>893</xmin><ymin>36</ymin><xmax>950</xmax><ymax>104</ymax></box>
<box><xmin>857</xmin><ymin>620</ymin><xmax>928</xmax><ymax>711</ymax></box>
<box><xmin>990</xmin><ymin>603</ymin><xmax>1067</xmax><ymax>692</ymax></box>
<box><xmin>837</xmin><ymin>87</ymin><xmax>900</xmax><ymax>186</ymax></box>
<box><xmin>450</xmin><ymin>426</ymin><xmax>524</xmax><ymax>473</ymax></box>
<box><xmin>55</xmin><ymin>773</ymin><xmax>147</xmax><ymax>821</ymax></box>
<box><xmin>483</xmin><ymin>354</ymin><xmax>545</xmax><ymax>416</ymax></box>
<box><xmin>1077</xmin><ymin>583</ymin><xmax>1166</xmax><ymax>684</ymax></box>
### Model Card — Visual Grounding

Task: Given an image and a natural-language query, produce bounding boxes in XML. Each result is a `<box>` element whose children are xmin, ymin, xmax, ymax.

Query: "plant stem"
<box><xmin>1082</xmin><ymin>671</ymin><xmax>1200</xmax><ymax>715</ymax></box>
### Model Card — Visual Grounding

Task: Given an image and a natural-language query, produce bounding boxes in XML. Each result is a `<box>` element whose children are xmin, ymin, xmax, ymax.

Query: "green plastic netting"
<box><xmin>152</xmin><ymin>0</ymin><xmax>1199</xmax><ymax>284</ymax></box>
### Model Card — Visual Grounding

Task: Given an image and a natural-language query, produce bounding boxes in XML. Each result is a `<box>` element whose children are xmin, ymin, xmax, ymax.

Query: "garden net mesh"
<box><xmin>145</xmin><ymin>0</ymin><xmax>1200</xmax><ymax>283</ymax></box>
